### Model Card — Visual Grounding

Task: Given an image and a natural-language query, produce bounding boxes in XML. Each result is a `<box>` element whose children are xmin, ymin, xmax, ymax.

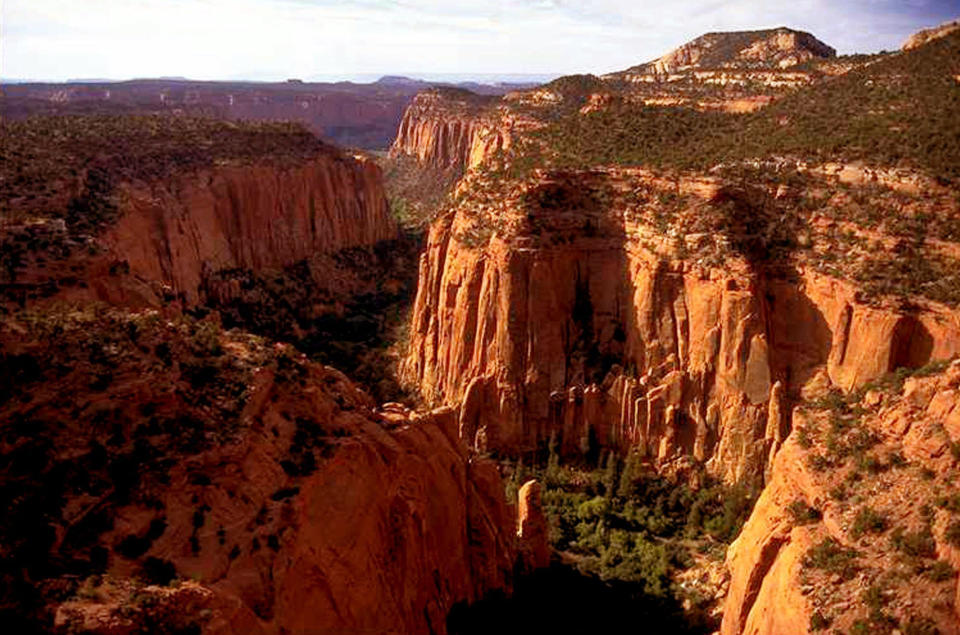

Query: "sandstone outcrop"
<box><xmin>97</xmin><ymin>154</ymin><xmax>396</xmax><ymax>305</ymax></box>
<box><xmin>903</xmin><ymin>19</ymin><xmax>960</xmax><ymax>51</ymax></box>
<box><xmin>722</xmin><ymin>361</ymin><xmax>960</xmax><ymax>634</ymax></box>
<box><xmin>389</xmin><ymin>89</ymin><xmax>535</xmax><ymax>175</ymax></box>
<box><xmin>517</xmin><ymin>480</ymin><xmax>550</xmax><ymax>571</ymax></box>
<box><xmin>0</xmin><ymin>312</ymin><xmax>542</xmax><ymax>634</ymax></box>
<box><xmin>623</xmin><ymin>28</ymin><xmax>836</xmax><ymax>75</ymax></box>
<box><xmin>400</xmin><ymin>168</ymin><xmax>960</xmax><ymax>486</ymax></box>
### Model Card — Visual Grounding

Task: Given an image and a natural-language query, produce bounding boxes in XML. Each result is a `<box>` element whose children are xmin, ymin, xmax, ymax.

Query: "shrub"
<box><xmin>806</xmin><ymin>453</ymin><xmax>830</xmax><ymax>472</ymax></box>
<box><xmin>890</xmin><ymin>526</ymin><xmax>937</xmax><ymax>558</ymax></box>
<box><xmin>945</xmin><ymin>520</ymin><xmax>960</xmax><ymax>548</ymax></box>
<box><xmin>803</xmin><ymin>538</ymin><xmax>860</xmax><ymax>580</ymax></box>
<box><xmin>787</xmin><ymin>499</ymin><xmax>822</xmax><ymax>525</ymax></box>
<box><xmin>925</xmin><ymin>560</ymin><xmax>956</xmax><ymax>582</ymax></box>
<box><xmin>903</xmin><ymin>616</ymin><xmax>940</xmax><ymax>635</ymax></box>
<box><xmin>829</xmin><ymin>485</ymin><xmax>848</xmax><ymax>502</ymax></box>
<box><xmin>809</xmin><ymin>611</ymin><xmax>831</xmax><ymax>631</ymax></box>
<box><xmin>796</xmin><ymin>424</ymin><xmax>815</xmax><ymax>449</ymax></box>
<box><xmin>851</xmin><ymin>507</ymin><xmax>889</xmax><ymax>539</ymax></box>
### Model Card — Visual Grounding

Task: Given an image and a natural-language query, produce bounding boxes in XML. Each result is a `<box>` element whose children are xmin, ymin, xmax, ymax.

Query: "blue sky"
<box><xmin>2</xmin><ymin>0</ymin><xmax>957</xmax><ymax>82</ymax></box>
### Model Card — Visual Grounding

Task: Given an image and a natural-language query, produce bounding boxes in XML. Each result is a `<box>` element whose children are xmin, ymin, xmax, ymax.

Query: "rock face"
<box><xmin>516</xmin><ymin>480</ymin><xmax>550</xmax><ymax>571</ymax></box>
<box><xmin>389</xmin><ymin>89</ymin><xmax>517</xmax><ymax>174</ymax></box>
<box><xmin>65</xmin><ymin>154</ymin><xmax>396</xmax><ymax>307</ymax></box>
<box><xmin>0</xmin><ymin>312</ymin><xmax>536</xmax><ymax>634</ymax></box>
<box><xmin>627</xmin><ymin>28</ymin><xmax>836</xmax><ymax>75</ymax></box>
<box><xmin>0</xmin><ymin>118</ymin><xmax>543</xmax><ymax>632</ymax></box>
<box><xmin>722</xmin><ymin>361</ymin><xmax>960</xmax><ymax>634</ymax></box>
<box><xmin>400</xmin><ymin>169</ymin><xmax>960</xmax><ymax>485</ymax></box>
<box><xmin>903</xmin><ymin>19</ymin><xmax>960</xmax><ymax>51</ymax></box>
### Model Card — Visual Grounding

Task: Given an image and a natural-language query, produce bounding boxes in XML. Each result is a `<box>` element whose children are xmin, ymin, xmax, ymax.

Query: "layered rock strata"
<box><xmin>4</xmin><ymin>151</ymin><xmax>398</xmax><ymax>311</ymax></box>
<box><xmin>389</xmin><ymin>89</ymin><xmax>531</xmax><ymax>175</ymax></box>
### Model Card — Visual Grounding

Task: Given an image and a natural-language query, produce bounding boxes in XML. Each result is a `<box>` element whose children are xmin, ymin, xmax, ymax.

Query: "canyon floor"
<box><xmin>2</xmin><ymin>20</ymin><xmax>960</xmax><ymax>635</ymax></box>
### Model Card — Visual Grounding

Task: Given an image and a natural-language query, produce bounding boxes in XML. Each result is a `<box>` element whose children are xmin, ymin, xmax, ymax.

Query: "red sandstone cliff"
<box><xmin>722</xmin><ymin>361</ymin><xmax>960</xmax><ymax>634</ymax></box>
<box><xmin>7</xmin><ymin>152</ymin><xmax>398</xmax><ymax>309</ymax></box>
<box><xmin>388</xmin><ymin>89</ymin><xmax>536</xmax><ymax>175</ymax></box>
<box><xmin>103</xmin><ymin>154</ymin><xmax>395</xmax><ymax>305</ymax></box>
<box><xmin>0</xmin><ymin>117</ymin><xmax>541</xmax><ymax>633</ymax></box>
<box><xmin>0</xmin><ymin>311</ymin><xmax>539</xmax><ymax>634</ymax></box>
<box><xmin>400</xmin><ymin>168</ymin><xmax>960</xmax><ymax>486</ymax></box>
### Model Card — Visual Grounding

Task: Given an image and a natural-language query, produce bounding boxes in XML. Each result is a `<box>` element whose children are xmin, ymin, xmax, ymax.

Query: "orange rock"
<box><xmin>722</xmin><ymin>368</ymin><xmax>960</xmax><ymax>634</ymax></box>
<box><xmin>101</xmin><ymin>155</ymin><xmax>396</xmax><ymax>305</ymax></box>
<box><xmin>517</xmin><ymin>479</ymin><xmax>550</xmax><ymax>571</ymax></box>
<box><xmin>903</xmin><ymin>19</ymin><xmax>960</xmax><ymax>51</ymax></box>
<box><xmin>389</xmin><ymin>90</ymin><xmax>506</xmax><ymax>174</ymax></box>
<box><xmin>12</xmin><ymin>318</ymin><xmax>520</xmax><ymax>635</ymax></box>
<box><xmin>401</xmin><ymin>169</ymin><xmax>960</xmax><ymax>488</ymax></box>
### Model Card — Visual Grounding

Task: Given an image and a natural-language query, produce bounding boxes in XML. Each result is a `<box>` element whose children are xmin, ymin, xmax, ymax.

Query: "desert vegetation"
<box><xmin>533</xmin><ymin>30</ymin><xmax>960</xmax><ymax>181</ymax></box>
<box><xmin>0</xmin><ymin>115</ymin><xmax>333</xmax><ymax>226</ymax></box>
<box><xmin>494</xmin><ymin>446</ymin><xmax>757</xmax><ymax>633</ymax></box>
<box><xmin>792</xmin><ymin>359</ymin><xmax>960</xmax><ymax>632</ymax></box>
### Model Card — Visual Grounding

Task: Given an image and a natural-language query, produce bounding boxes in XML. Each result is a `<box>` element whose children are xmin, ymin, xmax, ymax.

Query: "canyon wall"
<box><xmin>86</xmin><ymin>154</ymin><xmax>396</xmax><ymax>306</ymax></box>
<box><xmin>389</xmin><ymin>90</ymin><xmax>521</xmax><ymax>174</ymax></box>
<box><xmin>2</xmin><ymin>313</ymin><xmax>538</xmax><ymax>634</ymax></box>
<box><xmin>400</xmin><ymin>171</ymin><xmax>960</xmax><ymax>485</ymax></box>
<box><xmin>722</xmin><ymin>362</ymin><xmax>960</xmax><ymax>634</ymax></box>
<box><xmin>3</xmin><ymin>134</ymin><xmax>539</xmax><ymax>632</ymax></box>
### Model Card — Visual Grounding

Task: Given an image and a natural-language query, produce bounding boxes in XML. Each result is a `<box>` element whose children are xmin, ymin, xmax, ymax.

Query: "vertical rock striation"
<box><xmin>400</xmin><ymin>171</ymin><xmax>960</xmax><ymax>485</ymax></box>
<box><xmin>388</xmin><ymin>89</ymin><xmax>526</xmax><ymax>175</ymax></box>
<box><xmin>99</xmin><ymin>155</ymin><xmax>396</xmax><ymax>305</ymax></box>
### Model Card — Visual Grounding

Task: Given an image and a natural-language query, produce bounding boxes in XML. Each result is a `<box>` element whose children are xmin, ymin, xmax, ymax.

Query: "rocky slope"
<box><xmin>617</xmin><ymin>28</ymin><xmax>836</xmax><ymax>75</ymax></box>
<box><xmin>0</xmin><ymin>308</ymin><xmax>542</xmax><ymax>634</ymax></box>
<box><xmin>903</xmin><ymin>19</ymin><xmax>960</xmax><ymax>51</ymax></box>
<box><xmin>722</xmin><ymin>361</ymin><xmax>960</xmax><ymax>634</ymax></box>
<box><xmin>0</xmin><ymin>114</ymin><xmax>549</xmax><ymax>633</ymax></box>
<box><xmin>387</xmin><ymin>29</ymin><xmax>848</xmax><ymax>177</ymax></box>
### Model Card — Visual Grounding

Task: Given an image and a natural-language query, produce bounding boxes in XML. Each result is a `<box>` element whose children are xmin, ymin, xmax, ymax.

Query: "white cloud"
<box><xmin>1</xmin><ymin>0</ymin><xmax>955</xmax><ymax>81</ymax></box>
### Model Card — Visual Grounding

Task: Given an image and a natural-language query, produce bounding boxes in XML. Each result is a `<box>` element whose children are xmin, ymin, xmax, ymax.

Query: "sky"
<box><xmin>2</xmin><ymin>0</ymin><xmax>958</xmax><ymax>82</ymax></box>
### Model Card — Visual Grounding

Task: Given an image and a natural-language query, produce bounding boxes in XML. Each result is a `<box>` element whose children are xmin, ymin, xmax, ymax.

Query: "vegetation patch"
<box><xmin>501</xmin><ymin>446</ymin><xmax>756</xmax><ymax>632</ymax></box>
<box><xmin>803</xmin><ymin>538</ymin><xmax>861</xmax><ymax>580</ymax></box>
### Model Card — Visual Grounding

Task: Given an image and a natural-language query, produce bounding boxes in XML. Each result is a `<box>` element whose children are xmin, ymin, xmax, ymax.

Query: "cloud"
<box><xmin>1</xmin><ymin>0</ymin><xmax>956</xmax><ymax>81</ymax></box>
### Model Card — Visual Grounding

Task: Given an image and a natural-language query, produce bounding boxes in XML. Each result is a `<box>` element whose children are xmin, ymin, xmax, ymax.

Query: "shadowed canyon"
<box><xmin>2</xmin><ymin>19</ymin><xmax>960</xmax><ymax>635</ymax></box>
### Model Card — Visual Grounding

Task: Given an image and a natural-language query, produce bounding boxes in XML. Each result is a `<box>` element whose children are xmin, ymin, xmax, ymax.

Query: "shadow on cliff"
<box><xmin>447</xmin><ymin>561</ymin><xmax>710</xmax><ymax>635</ymax></box>
<box><xmin>200</xmin><ymin>231</ymin><xmax>424</xmax><ymax>403</ymax></box>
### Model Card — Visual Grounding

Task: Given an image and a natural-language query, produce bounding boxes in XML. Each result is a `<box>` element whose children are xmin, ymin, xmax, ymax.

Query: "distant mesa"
<box><xmin>902</xmin><ymin>18</ymin><xmax>960</xmax><ymax>51</ymax></box>
<box><xmin>376</xmin><ymin>75</ymin><xmax>428</xmax><ymax>86</ymax></box>
<box><xmin>612</xmin><ymin>27</ymin><xmax>836</xmax><ymax>77</ymax></box>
